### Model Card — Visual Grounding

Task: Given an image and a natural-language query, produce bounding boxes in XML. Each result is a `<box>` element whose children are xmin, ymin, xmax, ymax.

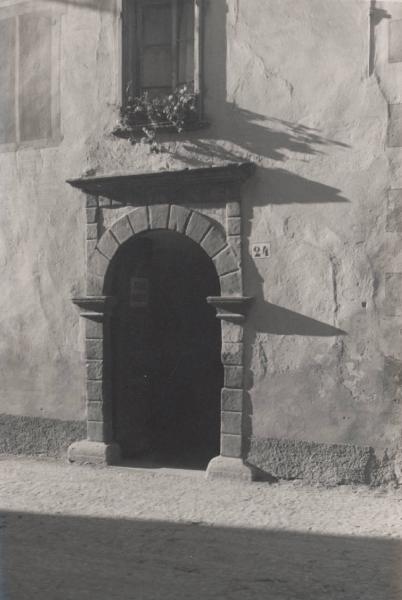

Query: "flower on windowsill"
<box><xmin>112</xmin><ymin>85</ymin><xmax>204</xmax><ymax>145</ymax></box>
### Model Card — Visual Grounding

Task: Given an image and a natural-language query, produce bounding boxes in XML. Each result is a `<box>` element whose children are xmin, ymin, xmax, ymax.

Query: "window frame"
<box><xmin>121</xmin><ymin>0</ymin><xmax>204</xmax><ymax>115</ymax></box>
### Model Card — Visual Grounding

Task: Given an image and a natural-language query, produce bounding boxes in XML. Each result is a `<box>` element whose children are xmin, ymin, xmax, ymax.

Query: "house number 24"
<box><xmin>251</xmin><ymin>243</ymin><xmax>270</xmax><ymax>258</ymax></box>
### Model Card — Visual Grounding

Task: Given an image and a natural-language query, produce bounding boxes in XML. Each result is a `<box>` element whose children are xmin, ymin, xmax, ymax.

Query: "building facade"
<box><xmin>1</xmin><ymin>0</ymin><xmax>402</xmax><ymax>484</ymax></box>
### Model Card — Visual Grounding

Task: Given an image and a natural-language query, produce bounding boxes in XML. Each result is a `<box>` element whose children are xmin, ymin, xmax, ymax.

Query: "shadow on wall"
<box><xmin>175</xmin><ymin>111</ymin><xmax>349</xmax><ymax>176</ymax></box>
<box><xmin>1</xmin><ymin>511</ymin><xmax>401</xmax><ymax>599</ymax></box>
<box><xmin>248</xmin><ymin>302</ymin><xmax>346</xmax><ymax>338</ymax></box>
<box><xmin>169</xmin><ymin>0</ymin><xmax>350</xmax><ymax>208</ymax></box>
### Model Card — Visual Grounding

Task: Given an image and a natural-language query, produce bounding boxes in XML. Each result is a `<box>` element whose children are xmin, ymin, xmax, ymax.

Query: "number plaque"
<box><xmin>251</xmin><ymin>243</ymin><xmax>270</xmax><ymax>259</ymax></box>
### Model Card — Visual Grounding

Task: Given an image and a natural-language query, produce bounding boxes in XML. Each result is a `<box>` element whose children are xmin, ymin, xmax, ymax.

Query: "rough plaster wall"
<box><xmin>0</xmin><ymin>138</ymin><xmax>87</xmax><ymax>420</ymax></box>
<box><xmin>0</xmin><ymin>0</ymin><xmax>88</xmax><ymax>421</ymax></box>
<box><xmin>1</xmin><ymin>0</ymin><xmax>401</xmax><ymax>454</ymax></box>
<box><xmin>223</xmin><ymin>0</ymin><xmax>402</xmax><ymax>451</ymax></box>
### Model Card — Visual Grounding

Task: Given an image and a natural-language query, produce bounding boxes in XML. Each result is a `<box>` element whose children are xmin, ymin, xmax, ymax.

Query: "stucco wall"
<box><xmin>0</xmin><ymin>0</ymin><xmax>401</xmax><ymax>468</ymax></box>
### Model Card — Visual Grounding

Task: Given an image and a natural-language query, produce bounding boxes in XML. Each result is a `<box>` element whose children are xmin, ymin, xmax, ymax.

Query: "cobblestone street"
<box><xmin>0</xmin><ymin>456</ymin><xmax>402</xmax><ymax>599</ymax></box>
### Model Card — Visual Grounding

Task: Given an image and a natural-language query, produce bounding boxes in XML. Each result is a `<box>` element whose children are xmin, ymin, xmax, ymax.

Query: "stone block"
<box><xmin>185</xmin><ymin>212</ymin><xmax>211</xmax><ymax>243</ymax></box>
<box><xmin>86</xmin><ymin>196</ymin><xmax>98</xmax><ymax>208</ymax></box>
<box><xmin>149</xmin><ymin>204</ymin><xmax>169</xmax><ymax>230</ymax></box>
<box><xmin>128</xmin><ymin>206</ymin><xmax>149</xmax><ymax>233</ymax></box>
<box><xmin>385</xmin><ymin>273</ymin><xmax>402</xmax><ymax>316</ymax></box>
<box><xmin>85</xmin><ymin>319</ymin><xmax>103</xmax><ymax>340</ymax></box>
<box><xmin>221</xmin><ymin>434</ymin><xmax>242</xmax><ymax>458</ymax></box>
<box><xmin>226</xmin><ymin>201</ymin><xmax>241</xmax><ymax>217</ymax></box>
<box><xmin>87</xmin><ymin>240</ymin><xmax>97</xmax><ymax>258</ymax></box>
<box><xmin>86</xmin><ymin>272</ymin><xmax>104</xmax><ymax>296</ymax></box>
<box><xmin>213</xmin><ymin>246</ymin><xmax>238</xmax><ymax>276</ymax></box>
<box><xmin>220</xmin><ymin>270</ymin><xmax>242</xmax><ymax>294</ymax></box>
<box><xmin>201</xmin><ymin>227</ymin><xmax>227</xmax><ymax>257</ymax></box>
<box><xmin>227</xmin><ymin>217</ymin><xmax>241</xmax><ymax>236</ymax></box>
<box><xmin>87</xmin><ymin>360</ymin><xmax>103</xmax><ymax>380</ymax></box>
<box><xmin>389</xmin><ymin>19</ymin><xmax>402</xmax><ymax>63</ymax></box>
<box><xmin>221</xmin><ymin>321</ymin><xmax>244</xmax><ymax>342</ymax></box>
<box><xmin>86</xmin><ymin>207</ymin><xmax>98</xmax><ymax>223</ymax></box>
<box><xmin>386</xmin><ymin>189</ymin><xmax>402</xmax><ymax>232</ymax></box>
<box><xmin>87</xmin><ymin>223</ymin><xmax>98</xmax><ymax>240</ymax></box>
<box><xmin>221</xmin><ymin>343</ymin><xmax>243</xmax><ymax>366</ymax></box>
<box><xmin>224</xmin><ymin>366</ymin><xmax>244</xmax><ymax>388</ymax></box>
<box><xmin>206</xmin><ymin>456</ymin><xmax>256</xmax><ymax>481</ymax></box>
<box><xmin>87</xmin><ymin>380</ymin><xmax>102</xmax><ymax>401</ymax></box>
<box><xmin>98</xmin><ymin>196</ymin><xmax>111</xmax><ymax>208</ymax></box>
<box><xmin>87</xmin><ymin>401</ymin><xmax>103</xmax><ymax>422</ymax></box>
<box><xmin>169</xmin><ymin>205</ymin><xmax>191</xmax><ymax>233</ymax></box>
<box><xmin>221</xmin><ymin>388</ymin><xmax>243</xmax><ymax>412</ymax></box>
<box><xmin>387</xmin><ymin>104</ymin><xmax>402</xmax><ymax>148</ymax></box>
<box><xmin>97</xmin><ymin>231</ymin><xmax>119</xmax><ymax>260</ymax></box>
<box><xmin>87</xmin><ymin>420</ymin><xmax>112</xmax><ymax>443</ymax></box>
<box><xmin>86</xmin><ymin>339</ymin><xmax>103</xmax><ymax>360</ymax></box>
<box><xmin>90</xmin><ymin>249</ymin><xmax>110</xmax><ymax>278</ymax></box>
<box><xmin>221</xmin><ymin>411</ymin><xmax>242</xmax><ymax>435</ymax></box>
<box><xmin>68</xmin><ymin>440</ymin><xmax>121</xmax><ymax>466</ymax></box>
<box><xmin>228</xmin><ymin>236</ymin><xmax>242</xmax><ymax>263</ymax></box>
<box><xmin>111</xmin><ymin>216</ymin><xmax>134</xmax><ymax>244</ymax></box>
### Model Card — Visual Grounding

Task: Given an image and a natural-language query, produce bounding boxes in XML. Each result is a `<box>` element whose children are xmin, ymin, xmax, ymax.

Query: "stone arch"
<box><xmin>87</xmin><ymin>204</ymin><xmax>242</xmax><ymax>297</ymax></box>
<box><xmin>70</xmin><ymin>204</ymin><xmax>254</xmax><ymax>480</ymax></box>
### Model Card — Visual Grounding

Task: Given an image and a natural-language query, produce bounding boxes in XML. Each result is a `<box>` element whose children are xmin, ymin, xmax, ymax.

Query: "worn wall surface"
<box><xmin>0</xmin><ymin>0</ymin><xmax>401</xmax><ymax>475</ymax></box>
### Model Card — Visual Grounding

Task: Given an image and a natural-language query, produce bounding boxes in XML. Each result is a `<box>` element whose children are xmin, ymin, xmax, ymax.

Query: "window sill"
<box><xmin>112</xmin><ymin>119</ymin><xmax>209</xmax><ymax>140</ymax></box>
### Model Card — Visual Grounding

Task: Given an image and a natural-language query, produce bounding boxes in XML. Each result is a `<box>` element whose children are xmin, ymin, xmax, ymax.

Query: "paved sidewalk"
<box><xmin>0</xmin><ymin>456</ymin><xmax>402</xmax><ymax>599</ymax></box>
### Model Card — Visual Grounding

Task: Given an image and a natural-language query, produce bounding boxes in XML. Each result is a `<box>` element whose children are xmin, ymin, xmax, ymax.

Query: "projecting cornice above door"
<box><xmin>66</xmin><ymin>162</ymin><xmax>256</xmax><ymax>205</ymax></box>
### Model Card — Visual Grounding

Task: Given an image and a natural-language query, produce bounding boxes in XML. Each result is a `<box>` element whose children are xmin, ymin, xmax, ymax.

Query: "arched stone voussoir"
<box><xmin>96</xmin><ymin>229</ymin><xmax>120</xmax><ymax>261</ymax></box>
<box><xmin>213</xmin><ymin>245</ymin><xmax>239</xmax><ymax>277</ymax></box>
<box><xmin>168</xmin><ymin>204</ymin><xmax>192</xmax><ymax>233</ymax></box>
<box><xmin>185</xmin><ymin>210</ymin><xmax>212</xmax><ymax>244</ymax></box>
<box><xmin>149</xmin><ymin>203</ymin><xmax>170</xmax><ymax>230</ymax></box>
<box><xmin>88</xmin><ymin>248</ymin><xmax>110</xmax><ymax>280</ymax></box>
<box><xmin>127</xmin><ymin>206</ymin><xmax>149</xmax><ymax>234</ymax></box>
<box><xmin>201</xmin><ymin>226</ymin><xmax>227</xmax><ymax>258</ymax></box>
<box><xmin>110</xmin><ymin>215</ymin><xmax>134</xmax><ymax>245</ymax></box>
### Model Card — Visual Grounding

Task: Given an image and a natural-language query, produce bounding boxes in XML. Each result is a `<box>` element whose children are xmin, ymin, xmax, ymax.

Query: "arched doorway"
<box><xmin>110</xmin><ymin>229</ymin><xmax>223</xmax><ymax>468</ymax></box>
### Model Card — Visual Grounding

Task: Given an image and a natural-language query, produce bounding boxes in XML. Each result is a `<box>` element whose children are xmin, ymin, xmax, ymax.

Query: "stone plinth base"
<box><xmin>206</xmin><ymin>456</ymin><xmax>256</xmax><ymax>482</ymax></box>
<box><xmin>67</xmin><ymin>440</ymin><xmax>121</xmax><ymax>466</ymax></box>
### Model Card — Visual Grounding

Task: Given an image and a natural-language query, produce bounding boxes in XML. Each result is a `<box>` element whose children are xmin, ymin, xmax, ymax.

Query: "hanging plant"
<box><xmin>113</xmin><ymin>85</ymin><xmax>202</xmax><ymax>145</ymax></box>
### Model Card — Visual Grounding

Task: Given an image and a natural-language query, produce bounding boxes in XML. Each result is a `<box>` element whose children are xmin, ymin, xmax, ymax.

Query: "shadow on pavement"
<box><xmin>0</xmin><ymin>511</ymin><xmax>401</xmax><ymax>599</ymax></box>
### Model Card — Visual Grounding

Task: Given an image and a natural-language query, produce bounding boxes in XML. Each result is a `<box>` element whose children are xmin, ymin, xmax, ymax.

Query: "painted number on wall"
<box><xmin>251</xmin><ymin>243</ymin><xmax>270</xmax><ymax>259</ymax></box>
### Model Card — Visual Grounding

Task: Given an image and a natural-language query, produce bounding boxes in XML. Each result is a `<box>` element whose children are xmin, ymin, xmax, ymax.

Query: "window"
<box><xmin>0</xmin><ymin>6</ymin><xmax>61</xmax><ymax>150</ymax></box>
<box><xmin>122</xmin><ymin>0</ymin><xmax>202</xmax><ymax>100</ymax></box>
